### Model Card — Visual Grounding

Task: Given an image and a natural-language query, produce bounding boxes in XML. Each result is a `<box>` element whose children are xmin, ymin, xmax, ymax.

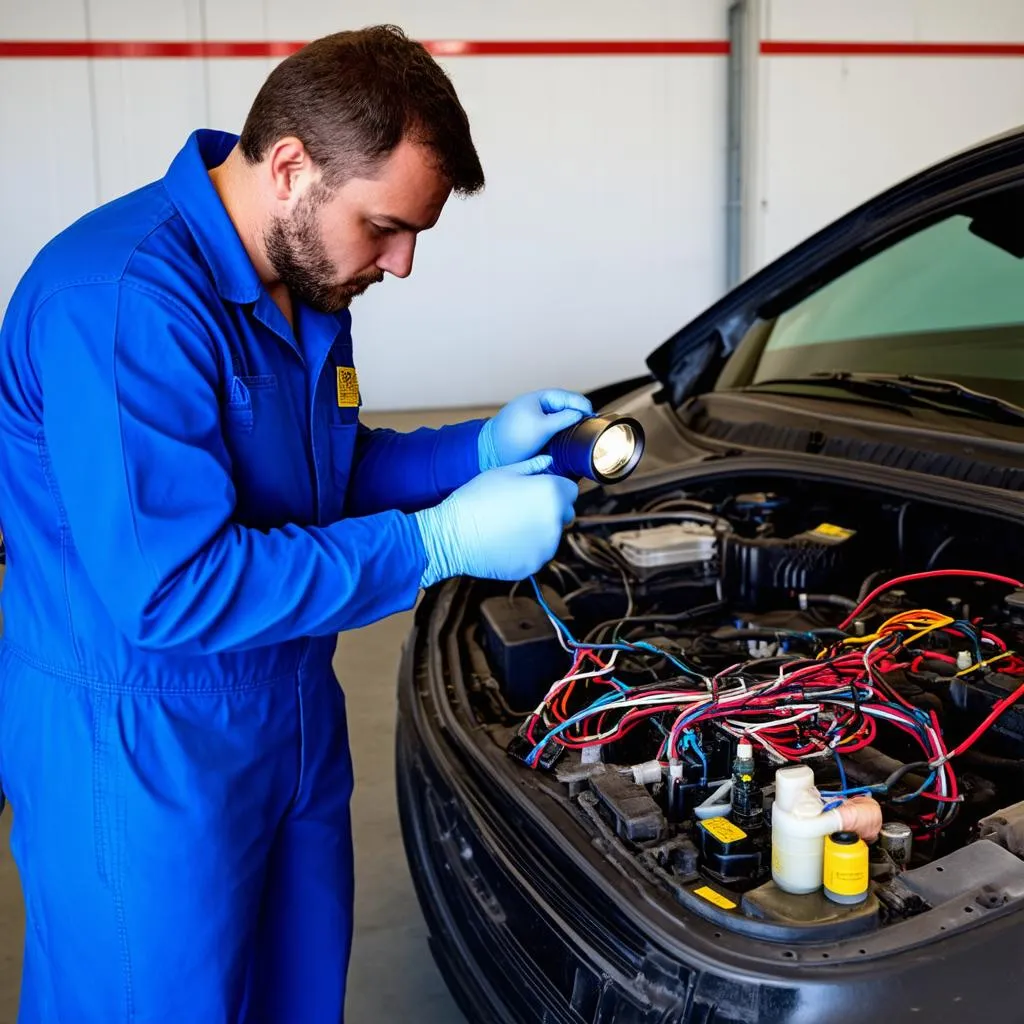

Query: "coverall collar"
<box><xmin>163</xmin><ymin>131</ymin><xmax>352</xmax><ymax>360</ymax></box>
<box><xmin>163</xmin><ymin>130</ymin><xmax>263</xmax><ymax>306</ymax></box>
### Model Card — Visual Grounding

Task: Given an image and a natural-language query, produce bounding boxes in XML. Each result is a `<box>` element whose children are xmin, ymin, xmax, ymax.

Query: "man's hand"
<box><xmin>413</xmin><ymin>455</ymin><xmax>578</xmax><ymax>586</ymax></box>
<box><xmin>478</xmin><ymin>389</ymin><xmax>593</xmax><ymax>472</ymax></box>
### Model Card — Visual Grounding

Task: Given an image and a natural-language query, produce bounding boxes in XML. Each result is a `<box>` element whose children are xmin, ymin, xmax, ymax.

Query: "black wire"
<box><xmin>573</xmin><ymin>512</ymin><xmax>727</xmax><ymax>529</ymax></box>
<box><xmin>583</xmin><ymin>601</ymin><xmax>727</xmax><ymax>644</ymax></box>
<box><xmin>709</xmin><ymin>626</ymin><xmax>847</xmax><ymax>641</ymax></box>
<box><xmin>802</xmin><ymin>593</ymin><xmax>858</xmax><ymax>612</ymax></box>
<box><xmin>858</xmin><ymin>569</ymin><xmax>889</xmax><ymax>604</ymax></box>
<box><xmin>569</xmin><ymin>534</ymin><xmax>628</xmax><ymax>573</ymax></box>
<box><xmin>639</xmin><ymin>490</ymin><xmax>715</xmax><ymax>513</ymax></box>
<box><xmin>917</xmin><ymin>802</ymin><xmax>959</xmax><ymax>834</ymax></box>
<box><xmin>926</xmin><ymin>535</ymin><xmax>956</xmax><ymax>571</ymax></box>
<box><xmin>883</xmin><ymin>760</ymin><xmax>931</xmax><ymax>790</ymax></box>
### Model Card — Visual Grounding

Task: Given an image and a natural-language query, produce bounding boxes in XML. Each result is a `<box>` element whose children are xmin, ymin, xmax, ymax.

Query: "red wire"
<box><xmin>557</xmin><ymin>702</ymin><xmax>684</xmax><ymax>749</ymax></box>
<box><xmin>948</xmin><ymin>679</ymin><xmax>1024</xmax><ymax>759</ymax></box>
<box><xmin>839</xmin><ymin>570</ymin><xmax>1023</xmax><ymax>631</ymax></box>
<box><xmin>918</xmin><ymin>652</ymin><xmax>958</xmax><ymax>665</ymax></box>
<box><xmin>532</xmin><ymin>605</ymin><xmax>1004</xmax><ymax>814</ymax></box>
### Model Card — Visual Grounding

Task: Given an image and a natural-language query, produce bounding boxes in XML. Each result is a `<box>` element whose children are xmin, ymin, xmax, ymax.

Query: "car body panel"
<box><xmin>398</xmin><ymin>581</ymin><xmax>1024</xmax><ymax>1023</ymax></box>
<box><xmin>398</xmin><ymin>125</ymin><xmax>1024</xmax><ymax>1023</ymax></box>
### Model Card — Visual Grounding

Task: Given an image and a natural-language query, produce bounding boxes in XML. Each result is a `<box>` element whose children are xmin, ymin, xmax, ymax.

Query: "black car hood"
<box><xmin>682</xmin><ymin>391</ymin><xmax>1024</xmax><ymax>492</ymax></box>
<box><xmin>645</xmin><ymin>126</ymin><xmax>1024</xmax><ymax>409</ymax></box>
<box><xmin>591</xmin><ymin>381</ymin><xmax>1024</xmax><ymax>510</ymax></box>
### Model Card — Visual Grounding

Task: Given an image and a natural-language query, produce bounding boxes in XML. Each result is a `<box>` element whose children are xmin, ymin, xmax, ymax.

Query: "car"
<box><xmin>395</xmin><ymin>125</ymin><xmax>1024</xmax><ymax>1023</ymax></box>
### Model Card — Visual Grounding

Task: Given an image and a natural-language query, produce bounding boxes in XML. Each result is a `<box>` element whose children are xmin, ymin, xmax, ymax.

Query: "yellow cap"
<box><xmin>823</xmin><ymin>830</ymin><xmax>869</xmax><ymax>901</ymax></box>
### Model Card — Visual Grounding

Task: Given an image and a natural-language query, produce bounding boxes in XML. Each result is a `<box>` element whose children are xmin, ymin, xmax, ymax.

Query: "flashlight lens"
<box><xmin>591</xmin><ymin>423</ymin><xmax>637</xmax><ymax>478</ymax></box>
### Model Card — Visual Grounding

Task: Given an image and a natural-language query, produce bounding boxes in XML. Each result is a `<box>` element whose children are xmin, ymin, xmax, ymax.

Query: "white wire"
<box><xmin>731</xmin><ymin>707</ymin><xmax>821</xmax><ymax>733</ymax></box>
<box><xmin>533</xmin><ymin>608</ymin><xmax>955</xmax><ymax>809</ymax></box>
<box><xmin>543</xmin><ymin>653</ymin><xmax>620</xmax><ymax>697</ymax></box>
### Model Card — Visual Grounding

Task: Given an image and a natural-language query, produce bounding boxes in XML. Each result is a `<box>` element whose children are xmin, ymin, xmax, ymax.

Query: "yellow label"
<box><xmin>693</xmin><ymin>885</ymin><xmax>737</xmax><ymax>910</ymax></box>
<box><xmin>824</xmin><ymin>837</ymin><xmax>869</xmax><ymax>896</ymax></box>
<box><xmin>812</xmin><ymin>522</ymin><xmax>855</xmax><ymax>541</ymax></box>
<box><xmin>699</xmin><ymin>817</ymin><xmax>747</xmax><ymax>844</ymax></box>
<box><xmin>824</xmin><ymin>865</ymin><xmax>868</xmax><ymax>896</ymax></box>
<box><xmin>336</xmin><ymin>366</ymin><xmax>360</xmax><ymax>408</ymax></box>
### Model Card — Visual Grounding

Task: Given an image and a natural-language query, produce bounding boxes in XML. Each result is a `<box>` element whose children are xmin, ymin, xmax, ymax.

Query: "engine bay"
<box><xmin>462</xmin><ymin>473</ymin><xmax>1024</xmax><ymax>944</ymax></box>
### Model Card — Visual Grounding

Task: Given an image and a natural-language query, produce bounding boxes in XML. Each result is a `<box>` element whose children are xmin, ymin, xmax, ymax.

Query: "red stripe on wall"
<box><xmin>0</xmin><ymin>39</ymin><xmax>729</xmax><ymax>59</ymax></box>
<box><xmin>0</xmin><ymin>40</ymin><xmax>304</xmax><ymax>58</ymax></box>
<box><xmin>430</xmin><ymin>39</ymin><xmax>730</xmax><ymax>55</ymax></box>
<box><xmin>762</xmin><ymin>40</ymin><xmax>1024</xmax><ymax>57</ymax></box>
<box><xmin>2</xmin><ymin>39</ymin><xmax>1023</xmax><ymax>60</ymax></box>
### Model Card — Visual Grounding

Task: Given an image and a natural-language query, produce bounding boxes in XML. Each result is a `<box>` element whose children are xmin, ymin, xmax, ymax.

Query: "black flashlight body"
<box><xmin>547</xmin><ymin>414</ymin><xmax>646</xmax><ymax>484</ymax></box>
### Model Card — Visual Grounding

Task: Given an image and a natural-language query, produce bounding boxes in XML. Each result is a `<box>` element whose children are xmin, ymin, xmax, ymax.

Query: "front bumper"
<box><xmin>396</xmin><ymin>581</ymin><xmax>1024</xmax><ymax>1024</ymax></box>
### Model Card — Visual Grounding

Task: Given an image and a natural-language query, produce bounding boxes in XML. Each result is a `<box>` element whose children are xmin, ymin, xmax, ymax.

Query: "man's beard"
<box><xmin>264</xmin><ymin>185</ymin><xmax>383</xmax><ymax>314</ymax></box>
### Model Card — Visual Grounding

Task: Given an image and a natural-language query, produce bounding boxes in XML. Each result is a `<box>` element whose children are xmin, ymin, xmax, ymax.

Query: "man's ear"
<box><xmin>266</xmin><ymin>137</ymin><xmax>314</xmax><ymax>202</ymax></box>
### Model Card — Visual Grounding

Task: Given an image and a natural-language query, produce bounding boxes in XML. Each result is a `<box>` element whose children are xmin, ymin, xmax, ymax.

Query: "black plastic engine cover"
<box><xmin>951</xmin><ymin>671</ymin><xmax>1024</xmax><ymax>754</ymax></box>
<box><xmin>480</xmin><ymin>593</ymin><xmax>572</xmax><ymax>711</ymax></box>
<box><xmin>589</xmin><ymin>770</ymin><xmax>665</xmax><ymax>842</ymax></box>
<box><xmin>722</xmin><ymin>523</ymin><xmax>858</xmax><ymax>610</ymax></box>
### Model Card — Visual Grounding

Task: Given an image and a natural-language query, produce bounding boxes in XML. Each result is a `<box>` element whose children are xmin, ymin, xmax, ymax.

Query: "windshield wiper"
<box><xmin>746</xmin><ymin>372</ymin><xmax>1024</xmax><ymax>427</ymax></box>
<box><xmin>886</xmin><ymin>374</ymin><xmax>1024</xmax><ymax>426</ymax></box>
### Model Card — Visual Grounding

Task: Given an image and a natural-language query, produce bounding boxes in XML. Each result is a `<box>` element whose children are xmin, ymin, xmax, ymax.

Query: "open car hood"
<box><xmin>645</xmin><ymin>125</ymin><xmax>1024</xmax><ymax>408</ymax></box>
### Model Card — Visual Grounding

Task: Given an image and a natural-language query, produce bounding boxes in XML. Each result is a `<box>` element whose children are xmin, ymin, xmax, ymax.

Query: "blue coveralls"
<box><xmin>0</xmin><ymin>129</ymin><xmax>484</xmax><ymax>1022</ymax></box>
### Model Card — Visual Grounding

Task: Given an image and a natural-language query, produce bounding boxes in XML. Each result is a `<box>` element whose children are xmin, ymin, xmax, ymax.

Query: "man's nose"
<box><xmin>376</xmin><ymin>235</ymin><xmax>416</xmax><ymax>279</ymax></box>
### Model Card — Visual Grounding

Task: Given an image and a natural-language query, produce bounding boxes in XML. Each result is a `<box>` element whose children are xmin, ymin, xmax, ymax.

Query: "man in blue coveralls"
<box><xmin>0</xmin><ymin>25</ymin><xmax>593</xmax><ymax>1022</ymax></box>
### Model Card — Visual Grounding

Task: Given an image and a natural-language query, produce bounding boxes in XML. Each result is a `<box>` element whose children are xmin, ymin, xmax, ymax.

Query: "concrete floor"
<box><xmin>0</xmin><ymin>406</ymin><xmax>494</xmax><ymax>1023</ymax></box>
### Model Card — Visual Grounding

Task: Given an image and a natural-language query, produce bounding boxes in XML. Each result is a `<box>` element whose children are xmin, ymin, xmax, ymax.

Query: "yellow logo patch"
<box><xmin>336</xmin><ymin>366</ymin><xmax>360</xmax><ymax>408</ymax></box>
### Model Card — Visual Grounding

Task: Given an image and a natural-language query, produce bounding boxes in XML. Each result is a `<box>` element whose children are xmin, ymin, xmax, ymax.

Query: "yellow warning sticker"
<box><xmin>699</xmin><ymin>817</ymin><xmax>748</xmax><ymax>844</ymax></box>
<box><xmin>694</xmin><ymin>885</ymin><xmax>737</xmax><ymax>910</ymax></box>
<box><xmin>811</xmin><ymin>522</ymin><xmax>855</xmax><ymax>541</ymax></box>
<box><xmin>336</xmin><ymin>366</ymin><xmax>361</xmax><ymax>408</ymax></box>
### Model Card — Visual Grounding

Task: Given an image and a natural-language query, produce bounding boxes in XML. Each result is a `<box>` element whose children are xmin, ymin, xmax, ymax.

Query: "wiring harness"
<box><xmin>518</xmin><ymin>570</ymin><xmax>1024</xmax><ymax>837</ymax></box>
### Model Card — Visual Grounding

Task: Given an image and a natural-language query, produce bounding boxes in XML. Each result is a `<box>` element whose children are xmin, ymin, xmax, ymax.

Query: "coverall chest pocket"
<box><xmin>222</xmin><ymin>371</ymin><xmax>317</xmax><ymax>527</ymax></box>
<box><xmin>328</xmin><ymin>405</ymin><xmax>359</xmax><ymax>513</ymax></box>
<box><xmin>225</xmin><ymin>375</ymin><xmax>277</xmax><ymax>434</ymax></box>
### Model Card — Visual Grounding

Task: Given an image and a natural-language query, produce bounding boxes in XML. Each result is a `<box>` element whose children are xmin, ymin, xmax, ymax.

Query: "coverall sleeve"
<box><xmin>344</xmin><ymin>419</ymin><xmax>486</xmax><ymax>517</ymax></box>
<box><xmin>34</xmin><ymin>282</ymin><xmax>427</xmax><ymax>654</ymax></box>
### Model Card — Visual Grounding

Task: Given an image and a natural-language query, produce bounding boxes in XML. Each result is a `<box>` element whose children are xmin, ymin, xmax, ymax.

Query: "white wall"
<box><xmin>0</xmin><ymin>0</ymin><xmax>729</xmax><ymax>409</ymax></box>
<box><xmin>750</xmin><ymin>0</ymin><xmax>1024</xmax><ymax>272</ymax></box>
<box><xmin>3</xmin><ymin>1</ymin><xmax>1024</xmax><ymax>408</ymax></box>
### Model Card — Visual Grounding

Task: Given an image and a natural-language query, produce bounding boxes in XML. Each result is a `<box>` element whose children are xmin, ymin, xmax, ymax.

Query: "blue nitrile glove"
<box><xmin>478</xmin><ymin>389</ymin><xmax>593</xmax><ymax>471</ymax></box>
<box><xmin>413</xmin><ymin>454</ymin><xmax>578</xmax><ymax>586</ymax></box>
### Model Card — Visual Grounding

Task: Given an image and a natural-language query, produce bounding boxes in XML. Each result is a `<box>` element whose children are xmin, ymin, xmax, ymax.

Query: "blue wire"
<box><xmin>890</xmin><ymin>771</ymin><xmax>937</xmax><ymax>804</ymax></box>
<box><xmin>529</xmin><ymin>576</ymin><xmax>703</xmax><ymax>677</ymax></box>
<box><xmin>818</xmin><ymin>784</ymin><xmax>884</xmax><ymax>799</ymax></box>
<box><xmin>530</xmin><ymin>577</ymin><xmax>577</xmax><ymax>641</ymax></box>
<box><xmin>683</xmin><ymin>731</ymin><xmax>708</xmax><ymax>784</ymax></box>
<box><xmin>831</xmin><ymin>745</ymin><xmax>848</xmax><ymax>791</ymax></box>
<box><xmin>951</xmin><ymin>620</ymin><xmax>983</xmax><ymax>662</ymax></box>
<box><xmin>630</xmin><ymin>640</ymin><xmax>702</xmax><ymax>678</ymax></box>
<box><xmin>526</xmin><ymin>689</ymin><xmax>623</xmax><ymax>764</ymax></box>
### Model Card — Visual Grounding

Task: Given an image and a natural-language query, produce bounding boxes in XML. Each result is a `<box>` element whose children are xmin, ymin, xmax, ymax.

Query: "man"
<box><xmin>0</xmin><ymin>26</ymin><xmax>590</xmax><ymax>1022</ymax></box>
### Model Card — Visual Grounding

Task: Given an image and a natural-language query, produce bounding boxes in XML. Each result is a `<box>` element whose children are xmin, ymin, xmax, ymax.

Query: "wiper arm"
<box><xmin>747</xmin><ymin>372</ymin><xmax>1024</xmax><ymax>426</ymax></box>
<box><xmin>884</xmin><ymin>374</ymin><xmax>1024</xmax><ymax>426</ymax></box>
<box><xmin>742</xmin><ymin>374</ymin><xmax>923</xmax><ymax>414</ymax></box>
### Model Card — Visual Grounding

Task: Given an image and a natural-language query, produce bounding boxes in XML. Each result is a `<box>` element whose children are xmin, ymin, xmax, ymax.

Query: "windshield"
<box><xmin>749</xmin><ymin>211</ymin><xmax>1024</xmax><ymax>403</ymax></box>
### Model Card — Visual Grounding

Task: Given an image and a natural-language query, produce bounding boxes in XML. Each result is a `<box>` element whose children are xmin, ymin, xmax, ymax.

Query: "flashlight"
<box><xmin>547</xmin><ymin>414</ymin><xmax>646</xmax><ymax>484</ymax></box>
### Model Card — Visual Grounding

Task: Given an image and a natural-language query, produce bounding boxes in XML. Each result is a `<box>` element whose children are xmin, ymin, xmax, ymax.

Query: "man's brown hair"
<box><xmin>239</xmin><ymin>25</ymin><xmax>484</xmax><ymax>194</ymax></box>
